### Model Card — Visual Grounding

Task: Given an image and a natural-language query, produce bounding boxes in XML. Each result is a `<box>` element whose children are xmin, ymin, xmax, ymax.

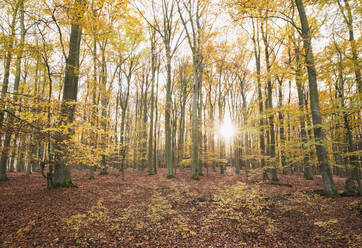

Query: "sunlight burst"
<box><xmin>219</xmin><ymin>116</ymin><xmax>235</xmax><ymax>139</ymax></box>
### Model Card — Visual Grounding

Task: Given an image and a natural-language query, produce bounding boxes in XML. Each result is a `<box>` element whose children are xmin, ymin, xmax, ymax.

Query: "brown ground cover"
<box><xmin>0</xmin><ymin>167</ymin><xmax>361</xmax><ymax>247</ymax></box>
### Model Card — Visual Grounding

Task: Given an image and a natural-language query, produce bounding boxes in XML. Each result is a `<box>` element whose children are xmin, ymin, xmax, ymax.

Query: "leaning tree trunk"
<box><xmin>53</xmin><ymin>16</ymin><xmax>83</xmax><ymax>187</ymax></box>
<box><xmin>295</xmin><ymin>0</ymin><xmax>336</xmax><ymax>195</ymax></box>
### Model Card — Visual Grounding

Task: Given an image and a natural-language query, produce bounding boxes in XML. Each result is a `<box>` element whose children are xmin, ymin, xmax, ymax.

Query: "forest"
<box><xmin>0</xmin><ymin>0</ymin><xmax>361</xmax><ymax>247</ymax></box>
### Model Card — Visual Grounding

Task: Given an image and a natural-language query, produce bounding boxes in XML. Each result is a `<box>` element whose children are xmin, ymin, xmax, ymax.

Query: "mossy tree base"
<box><xmin>48</xmin><ymin>181</ymin><xmax>77</xmax><ymax>190</ymax></box>
<box><xmin>271</xmin><ymin>176</ymin><xmax>279</xmax><ymax>182</ymax></box>
<box><xmin>190</xmin><ymin>175</ymin><xmax>199</xmax><ymax>180</ymax></box>
<box><xmin>304</xmin><ymin>174</ymin><xmax>314</xmax><ymax>180</ymax></box>
<box><xmin>166</xmin><ymin>175</ymin><xmax>175</xmax><ymax>179</ymax></box>
<box><xmin>0</xmin><ymin>175</ymin><xmax>8</xmax><ymax>182</ymax></box>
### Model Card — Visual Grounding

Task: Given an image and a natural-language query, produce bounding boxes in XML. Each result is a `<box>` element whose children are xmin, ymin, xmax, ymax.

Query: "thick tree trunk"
<box><xmin>295</xmin><ymin>0</ymin><xmax>336</xmax><ymax>195</ymax></box>
<box><xmin>53</xmin><ymin>16</ymin><xmax>82</xmax><ymax>187</ymax></box>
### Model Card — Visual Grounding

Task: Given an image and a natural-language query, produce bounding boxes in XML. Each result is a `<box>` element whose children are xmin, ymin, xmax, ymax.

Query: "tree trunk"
<box><xmin>0</xmin><ymin>2</ymin><xmax>20</xmax><ymax>181</ymax></box>
<box><xmin>165</xmin><ymin>47</ymin><xmax>174</xmax><ymax>178</ymax></box>
<box><xmin>252</xmin><ymin>20</ymin><xmax>266</xmax><ymax>175</ymax></box>
<box><xmin>334</xmin><ymin>44</ymin><xmax>361</xmax><ymax>195</ymax></box>
<box><xmin>191</xmin><ymin>58</ymin><xmax>200</xmax><ymax>179</ymax></box>
<box><xmin>148</xmin><ymin>32</ymin><xmax>156</xmax><ymax>175</ymax></box>
<box><xmin>53</xmin><ymin>11</ymin><xmax>83</xmax><ymax>187</ymax></box>
<box><xmin>277</xmin><ymin>78</ymin><xmax>287</xmax><ymax>175</ymax></box>
<box><xmin>261</xmin><ymin>21</ymin><xmax>278</xmax><ymax>181</ymax></box>
<box><xmin>295</xmin><ymin>0</ymin><xmax>336</xmax><ymax>195</ymax></box>
<box><xmin>295</xmin><ymin>46</ymin><xmax>313</xmax><ymax>180</ymax></box>
<box><xmin>337</xmin><ymin>0</ymin><xmax>361</xmax><ymax>94</ymax></box>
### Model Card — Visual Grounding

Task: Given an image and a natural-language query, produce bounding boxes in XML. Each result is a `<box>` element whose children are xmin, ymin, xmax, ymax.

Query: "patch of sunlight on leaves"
<box><xmin>146</xmin><ymin>194</ymin><xmax>196</xmax><ymax>237</ymax></box>
<box><xmin>202</xmin><ymin>182</ymin><xmax>272</xmax><ymax>234</ymax></box>
<box><xmin>315</xmin><ymin>231</ymin><xmax>343</xmax><ymax>243</ymax></box>
<box><xmin>314</xmin><ymin>219</ymin><xmax>343</xmax><ymax>243</ymax></box>
<box><xmin>63</xmin><ymin>199</ymin><xmax>107</xmax><ymax>246</ymax></box>
<box><xmin>314</xmin><ymin>219</ymin><xmax>338</xmax><ymax>227</ymax></box>
<box><xmin>147</xmin><ymin>194</ymin><xmax>175</xmax><ymax>224</ymax></box>
<box><xmin>265</xmin><ymin>218</ymin><xmax>277</xmax><ymax>235</ymax></box>
<box><xmin>174</xmin><ymin>215</ymin><xmax>197</xmax><ymax>238</ymax></box>
<box><xmin>349</xmin><ymin>234</ymin><xmax>362</xmax><ymax>248</ymax></box>
<box><xmin>278</xmin><ymin>191</ymin><xmax>327</xmax><ymax>214</ymax></box>
<box><xmin>16</xmin><ymin>220</ymin><xmax>36</xmax><ymax>238</ymax></box>
<box><xmin>213</xmin><ymin>182</ymin><xmax>266</xmax><ymax>216</ymax></box>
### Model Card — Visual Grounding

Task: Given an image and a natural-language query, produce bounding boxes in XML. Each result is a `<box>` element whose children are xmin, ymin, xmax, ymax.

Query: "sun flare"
<box><xmin>219</xmin><ymin>117</ymin><xmax>235</xmax><ymax>139</ymax></box>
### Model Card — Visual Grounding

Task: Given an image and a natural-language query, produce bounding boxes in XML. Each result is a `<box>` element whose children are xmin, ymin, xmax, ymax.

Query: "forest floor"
<box><xmin>0</xmin><ymin>167</ymin><xmax>361</xmax><ymax>248</ymax></box>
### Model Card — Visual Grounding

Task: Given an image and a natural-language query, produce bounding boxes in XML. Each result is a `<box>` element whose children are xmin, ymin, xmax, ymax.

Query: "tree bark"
<box><xmin>295</xmin><ymin>0</ymin><xmax>336</xmax><ymax>195</ymax></box>
<box><xmin>261</xmin><ymin>20</ymin><xmax>278</xmax><ymax>181</ymax></box>
<box><xmin>53</xmin><ymin>9</ymin><xmax>83</xmax><ymax>187</ymax></box>
<box><xmin>294</xmin><ymin>46</ymin><xmax>313</xmax><ymax>180</ymax></box>
<box><xmin>148</xmin><ymin>31</ymin><xmax>156</xmax><ymax>175</ymax></box>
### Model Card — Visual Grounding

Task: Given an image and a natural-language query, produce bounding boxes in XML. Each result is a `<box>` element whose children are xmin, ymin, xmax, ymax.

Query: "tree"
<box><xmin>0</xmin><ymin>0</ymin><xmax>20</xmax><ymax>181</ymax></box>
<box><xmin>136</xmin><ymin>0</ymin><xmax>183</xmax><ymax>178</ymax></box>
<box><xmin>53</xmin><ymin>0</ymin><xmax>84</xmax><ymax>187</ymax></box>
<box><xmin>295</xmin><ymin>0</ymin><xmax>337</xmax><ymax>195</ymax></box>
<box><xmin>176</xmin><ymin>0</ymin><xmax>208</xmax><ymax>179</ymax></box>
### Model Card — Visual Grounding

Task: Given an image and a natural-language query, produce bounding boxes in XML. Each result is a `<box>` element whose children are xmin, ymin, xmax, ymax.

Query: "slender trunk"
<box><xmin>295</xmin><ymin>46</ymin><xmax>313</xmax><ymax>180</ymax></box>
<box><xmin>100</xmin><ymin>46</ymin><xmax>108</xmax><ymax>175</ymax></box>
<box><xmin>335</xmin><ymin>45</ymin><xmax>361</xmax><ymax>194</ymax></box>
<box><xmin>0</xmin><ymin>1</ymin><xmax>23</xmax><ymax>181</ymax></box>
<box><xmin>208</xmin><ymin>85</ymin><xmax>216</xmax><ymax>172</ymax></box>
<box><xmin>198</xmin><ymin>77</ymin><xmax>203</xmax><ymax>176</ymax></box>
<box><xmin>191</xmin><ymin>58</ymin><xmax>200</xmax><ymax>179</ymax></box>
<box><xmin>89</xmin><ymin>34</ymin><xmax>97</xmax><ymax>180</ymax></box>
<box><xmin>218</xmin><ymin>81</ymin><xmax>225</xmax><ymax>175</ymax></box>
<box><xmin>337</xmin><ymin>0</ymin><xmax>361</xmax><ymax>94</ymax></box>
<box><xmin>148</xmin><ymin>35</ymin><xmax>156</xmax><ymax>175</ymax></box>
<box><xmin>153</xmin><ymin>75</ymin><xmax>159</xmax><ymax>174</ymax></box>
<box><xmin>261</xmin><ymin>21</ymin><xmax>278</xmax><ymax>181</ymax></box>
<box><xmin>277</xmin><ymin>78</ymin><xmax>287</xmax><ymax>175</ymax></box>
<box><xmin>165</xmin><ymin>47</ymin><xmax>174</xmax><ymax>178</ymax></box>
<box><xmin>252</xmin><ymin>22</ymin><xmax>266</xmax><ymax>174</ymax></box>
<box><xmin>178</xmin><ymin>66</ymin><xmax>187</xmax><ymax>165</ymax></box>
